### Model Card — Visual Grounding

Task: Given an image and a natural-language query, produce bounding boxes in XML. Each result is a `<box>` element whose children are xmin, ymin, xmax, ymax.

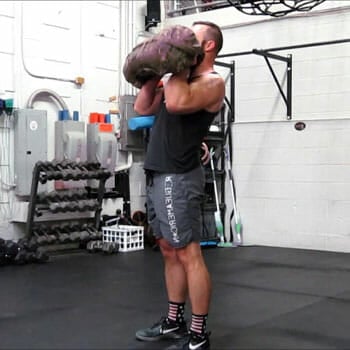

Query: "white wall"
<box><xmin>0</xmin><ymin>0</ymin><xmax>148</xmax><ymax>240</ymax></box>
<box><xmin>165</xmin><ymin>1</ymin><xmax>350</xmax><ymax>252</ymax></box>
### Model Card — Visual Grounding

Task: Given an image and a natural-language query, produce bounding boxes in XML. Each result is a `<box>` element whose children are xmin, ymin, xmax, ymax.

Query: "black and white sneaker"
<box><xmin>135</xmin><ymin>317</ymin><xmax>188</xmax><ymax>341</ymax></box>
<box><xmin>167</xmin><ymin>331</ymin><xmax>211</xmax><ymax>350</ymax></box>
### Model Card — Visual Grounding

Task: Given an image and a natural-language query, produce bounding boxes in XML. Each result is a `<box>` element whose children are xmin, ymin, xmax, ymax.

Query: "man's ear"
<box><xmin>205</xmin><ymin>40</ymin><xmax>216</xmax><ymax>52</ymax></box>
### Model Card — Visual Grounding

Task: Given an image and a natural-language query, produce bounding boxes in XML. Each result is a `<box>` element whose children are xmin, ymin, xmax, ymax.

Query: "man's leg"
<box><xmin>159</xmin><ymin>238</ymin><xmax>188</xmax><ymax>303</ymax></box>
<box><xmin>169</xmin><ymin>241</ymin><xmax>211</xmax><ymax>350</ymax></box>
<box><xmin>135</xmin><ymin>239</ymin><xmax>188</xmax><ymax>341</ymax></box>
<box><xmin>177</xmin><ymin>241</ymin><xmax>211</xmax><ymax>315</ymax></box>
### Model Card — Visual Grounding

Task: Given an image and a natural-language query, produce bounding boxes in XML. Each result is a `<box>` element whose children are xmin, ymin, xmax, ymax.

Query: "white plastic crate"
<box><xmin>102</xmin><ymin>224</ymin><xmax>144</xmax><ymax>253</ymax></box>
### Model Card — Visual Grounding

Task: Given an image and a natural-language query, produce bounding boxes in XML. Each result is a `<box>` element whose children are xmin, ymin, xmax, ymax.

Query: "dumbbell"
<box><xmin>73</xmin><ymin>225</ymin><xmax>92</xmax><ymax>243</ymax></box>
<box><xmin>51</xmin><ymin>160</ymin><xmax>78</xmax><ymax>181</ymax></box>
<box><xmin>34</xmin><ymin>250</ymin><xmax>49</xmax><ymax>263</ymax></box>
<box><xmin>2</xmin><ymin>240</ymin><xmax>20</xmax><ymax>262</ymax></box>
<box><xmin>65</xmin><ymin>189</ymin><xmax>89</xmax><ymax>201</ymax></box>
<box><xmin>33</xmin><ymin>227</ymin><xmax>56</xmax><ymax>245</ymax></box>
<box><xmin>49</xmin><ymin>201</ymin><xmax>67</xmax><ymax>213</ymax></box>
<box><xmin>0</xmin><ymin>239</ymin><xmax>8</xmax><ymax>265</ymax></box>
<box><xmin>51</xmin><ymin>159</ymin><xmax>75</xmax><ymax>181</ymax></box>
<box><xmin>39</xmin><ymin>226</ymin><xmax>57</xmax><ymax>244</ymax></box>
<box><xmin>37</xmin><ymin>191</ymin><xmax>63</xmax><ymax>204</ymax></box>
<box><xmin>38</xmin><ymin>162</ymin><xmax>64</xmax><ymax>182</ymax></box>
<box><xmin>87</xmin><ymin>225</ymin><xmax>102</xmax><ymax>240</ymax></box>
<box><xmin>75</xmin><ymin>199</ymin><xmax>97</xmax><ymax>212</ymax></box>
<box><xmin>61</xmin><ymin>223</ymin><xmax>81</xmax><ymax>242</ymax></box>
<box><xmin>17</xmin><ymin>237</ymin><xmax>39</xmax><ymax>252</ymax></box>
<box><xmin>67</xmin><ymin>162</ymin><xmax>90</xmax><ymax>180</ymax></box>
<box><xmin>37</xmin><ymin>194</ymin><xmax>61</xmax><ymax>211</ymax></box>
<box><xmin>14</xmin><ymin>250</ymin><xmax>29</xmax><ymax>265</ymax></box>
<box><xmin>86</xmin><ymin>240</ymin><xmax>103</xmax><ymax>253</ymax></box>
<box><xmin>101</xmin><ymin>242</ymin><xmax>119</xmax><ymax>254</ymax></box>
<box><xmin>51</xmin><ymin>226</ymin><xmax>71</xmax><ymax>244</ymax></box>
<box><xmin>14</xmin><ymin>249</ymin><xmax>49</xmax><ymax>265</ymax></box>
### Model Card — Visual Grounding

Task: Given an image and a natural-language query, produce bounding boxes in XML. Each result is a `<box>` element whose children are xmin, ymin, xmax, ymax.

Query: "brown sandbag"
<box><xmin>123</xmin><ymin>25</ymin><xmax>203</xmax><ymax>88</ymax></box>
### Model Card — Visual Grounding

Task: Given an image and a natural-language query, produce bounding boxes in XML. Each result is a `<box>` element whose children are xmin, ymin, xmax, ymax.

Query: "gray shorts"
<box><xmin>146</xmin><ymin>166</ymin><xmax>205</xmax><ymax>248</ymax></box>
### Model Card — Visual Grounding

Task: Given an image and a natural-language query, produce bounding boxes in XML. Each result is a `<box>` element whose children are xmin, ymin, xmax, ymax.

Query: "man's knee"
<box><xmin>158</xmin><ymin>238</ymin><xmax>178</xmax><ymax>260</ymax></box>
<box><xmin>176</xmin><ymin>241</ymin><xmax>202</xmax><ymax>266</ymax></box>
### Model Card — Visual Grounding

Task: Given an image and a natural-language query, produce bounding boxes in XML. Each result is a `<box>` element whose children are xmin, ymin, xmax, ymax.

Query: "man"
<box><xmin>133</xmin><ymin>21</ymin><xmax>225</xmax><ymax>350</ymax></box>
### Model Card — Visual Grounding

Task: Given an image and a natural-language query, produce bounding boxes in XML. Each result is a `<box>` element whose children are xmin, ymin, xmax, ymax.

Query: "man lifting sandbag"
<box><xmin>124</xmin><ymin>22</ymin><xmax>225</xmax><ymax>350</ymax></box>
<box><xmin>123</xmin><ymin>25</ymin><xmax>204</xmax><ymax>88</ymax></box>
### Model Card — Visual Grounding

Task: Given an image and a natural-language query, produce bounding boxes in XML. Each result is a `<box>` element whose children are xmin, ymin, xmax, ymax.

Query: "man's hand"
<box><xmin>134</xmin><ymin>76</ymin><xmax>163</xmax><ymax>116</ymax></box>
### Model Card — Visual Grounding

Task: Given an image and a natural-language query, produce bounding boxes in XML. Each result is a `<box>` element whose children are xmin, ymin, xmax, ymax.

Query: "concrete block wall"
<box><xmin>233</xmin><ymin>119</ymin><xmax>350</xmax><ymax>252</ymax></box>
<box><xmin>165</xmin><ymin>3</ymin><xmax>350</xmax><ymax>252</ymax></box>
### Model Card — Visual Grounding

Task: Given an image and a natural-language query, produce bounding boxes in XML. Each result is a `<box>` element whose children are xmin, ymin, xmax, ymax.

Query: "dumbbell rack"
<box><xmin>26</xmin><ymin>160</ymin><xmax>111</xmax><ymax>250</ymax></box>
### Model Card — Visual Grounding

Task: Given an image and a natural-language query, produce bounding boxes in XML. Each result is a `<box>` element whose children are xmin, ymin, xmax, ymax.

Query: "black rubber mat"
<box><xmin>0</xmin><ymin>246</ymin><xmax>349</xmax><ymax>349</ymax></box>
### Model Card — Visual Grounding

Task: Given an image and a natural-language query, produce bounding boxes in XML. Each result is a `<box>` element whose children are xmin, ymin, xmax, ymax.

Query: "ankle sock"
<box><xmin>167</xmin><ymin>301</ymin><xmax>185</xmax><ymax>324</ymax></box>
<box><xmin>190</xmin><ymin>313</ymin><xmax>208</xmax><ymax>335</ymax></box>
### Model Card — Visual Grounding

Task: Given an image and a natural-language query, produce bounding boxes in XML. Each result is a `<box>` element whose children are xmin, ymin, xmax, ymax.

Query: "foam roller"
<box><xmin>128</xmin><ymin>116</ymin><xmax>155</xmax><ymax>130</ymax></box>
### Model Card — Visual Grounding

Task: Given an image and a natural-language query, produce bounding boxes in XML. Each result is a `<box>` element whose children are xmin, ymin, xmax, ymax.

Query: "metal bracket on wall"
<box><xmin>217</xmin><ymin>38</ymin><xmax>350</xmax><ymax>122</ymax></box>
<box><xmin>252</xmin><ymin>49</ymin><xmax>292</xmax><ymax>120</ymax></box>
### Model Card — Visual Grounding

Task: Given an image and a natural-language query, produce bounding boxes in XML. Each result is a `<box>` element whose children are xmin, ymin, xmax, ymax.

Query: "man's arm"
<box><xmin>163</xmin><ymin>71</ymin><xmax>225</xmax><ymax>115</ymax></box>
<box><xmin>134</xmin><ymin>77</ymin><xmax>163</xmax><ymax>115</ymax></box>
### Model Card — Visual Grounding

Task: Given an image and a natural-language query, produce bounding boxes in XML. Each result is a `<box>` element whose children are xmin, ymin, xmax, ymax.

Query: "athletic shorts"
<box><xmin>146</xmin><ymin>166</ymin><xmax>205</xmax><ymax>248</ymax></box>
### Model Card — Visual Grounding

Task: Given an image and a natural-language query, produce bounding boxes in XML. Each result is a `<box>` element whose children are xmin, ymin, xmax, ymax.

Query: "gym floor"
<box><xmin>1</xmin><ymin>245</ymin><xmax>350</xmax><ymax>349</ymax></box>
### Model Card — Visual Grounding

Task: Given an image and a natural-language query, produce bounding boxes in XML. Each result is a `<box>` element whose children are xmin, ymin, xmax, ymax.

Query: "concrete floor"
<box><xmin>0</xmin><ymin>245</ymin><xmax>350</xmax><ymax>349</ymax></box>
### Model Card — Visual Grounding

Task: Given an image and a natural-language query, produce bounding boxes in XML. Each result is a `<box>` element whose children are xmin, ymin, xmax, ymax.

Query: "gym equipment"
<box><xmin>86</xmin><ymin>240</ymin><xmax>103</xmax><ymax>253</ymax></box>
<box><xmin>128</xmin><ymin>116</ymin><xmax>155</xmax><ymax>130</ymax></box>
<box><xmin>26</xmin><ymin>160</ymin><xmax>111</xmax><ymax>253</ymax></box>
<box><xmin>86</xmin><ymin>239</ymin><xmax>119</xmax><ymax>254</ymax></box>
<box><xmin>226</xmin><ymin>0</ymin><xmax>325</xmax><ymax>17</ymax></box>
<box><xmin>101</xmin><ymin>241</ymin><xmax>119</xmax><ymax>254</ymax></box>
<box><xmin>0</xmin><ymin>237</ymin><xmax>48</xmax><ymax>266</ymax></box>
<box><xmin>224</xmin><ymin>146</ymin><xmax>243</xmax><ymax>246</ymax></box>
<box><xmin>209</xmin><ymin>148</ymin><xmax>232</xmax><ymax>248</ymax></box>
<box><xmin>123</xmin><ymin>25</ymin><xmax>203</xmax><ymax>88</ymax></box>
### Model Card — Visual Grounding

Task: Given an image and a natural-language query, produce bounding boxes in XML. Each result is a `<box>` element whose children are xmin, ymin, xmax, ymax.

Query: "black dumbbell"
<box><xmin>0</xmin><ymin>239</ymin><xmax>8</xmax><ymax>265</ymax></box>
<box><xmin>33</xmin><ymin>250</ymin><xmax>49</xmax><ymax>263</ymax></box>
<box><xmin>101</xmin><ymin>242</ymin><xmax>119</xmax><ymax>254</ymax></box>
<box><xmin>17</xmin><ymin>237</ymin><xmax>39</xmax><ymax>252</ymax></box>
<box><xmin>43</xmin><ymin>162</ymin><xmax>64</xmax><ymax>179</ymax></box>
<box><xmin>67</xmin><ymin>162</ymin><xmax>89</xmax><ymax>180</ymax></box>
<box><xmin>52</xmin><ymin>225</ymin><xmax>72</xmax><ymax>244</ymax></box>
<box><xmin>32</xmin><ymin>228</ymin><xmax>53</xmax><ymax>245</ymax></box>
<box><xmin>73</xmin><ymin>225</ymin><xmax>91</xmax><ymax>242</ymax></box>
<box><xmin>38</xmin><ymin>226</ymin><xmax>57</xmax><ymax>244</ymax></box>
<box><xmin>4</xmin><ymin>240</ymin><xmax>21</xmax><ymax>260</ymax></box>
<box><xmin>86</xmin><ymin>225</ymin><xmax>102</xmax><ymax>240</ymax></box>
<box><xmin>63</xmin><ymin>224</ymin><xmax>81</xmax><ymax>242</ymax></box>
<box><xmin>86</xmin><ymin>162</ymin><xmax>101</xmax><ymax>171</ymax></box>
<box><xmin>33</xmin><ymin>229</ymin><xmax>51</xmax><ymax>245</ymax></box>
<box><xmin>14</xmin><ymin>250</ymin><xmax>29</xmax><ymax>265</ymax></box>
<box><xmin>86</xmin><ymin>240</ymin><xmax>103</xmax><ymax>253</ymax></box>
<box><xmin>52</xmin><ymin>160</ymin><xmax>78</xmax><ymax>180</ymax></box>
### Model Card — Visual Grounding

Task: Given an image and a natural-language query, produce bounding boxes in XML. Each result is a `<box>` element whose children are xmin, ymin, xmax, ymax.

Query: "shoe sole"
<box><xmin>136</xmin><ymin>332</ymin><xmax>187</xmax><ymax>342</ymax></box>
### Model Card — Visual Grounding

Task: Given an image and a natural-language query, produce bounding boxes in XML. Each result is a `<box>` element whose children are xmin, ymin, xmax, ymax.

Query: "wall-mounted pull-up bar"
<box><xmin>216</xmin><ymin>38</ymin><xmax>350</xmax><ymax>121</ymax></box>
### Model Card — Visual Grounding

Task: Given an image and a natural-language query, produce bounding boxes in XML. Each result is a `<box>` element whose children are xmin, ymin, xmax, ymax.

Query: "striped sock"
<box><xmin>167</xmin><ymin>301</ymin><xmax>185</xmax><ymax>324</ymax></box>
<box><xmin>190</xmin><ymin>313</ymin><xmax>208</xmax><ymax>335</ymax></box>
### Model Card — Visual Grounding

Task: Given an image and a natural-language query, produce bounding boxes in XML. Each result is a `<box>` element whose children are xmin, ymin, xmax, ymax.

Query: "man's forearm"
<box><xmin>134</xmin><ymin>77</ymin><xmax>162</xmax><ymax>115</ymax></box>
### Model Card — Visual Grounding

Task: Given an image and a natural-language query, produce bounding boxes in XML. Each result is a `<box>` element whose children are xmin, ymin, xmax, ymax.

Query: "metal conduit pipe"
<box><xmin>26</xmin><ymin>88</ymin><xmax>69</xmax><ymax>112</ymax></box>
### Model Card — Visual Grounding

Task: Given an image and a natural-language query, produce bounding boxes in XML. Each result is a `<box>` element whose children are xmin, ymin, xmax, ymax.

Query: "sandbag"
<box><xmin>123</xmin><ymin>25</ymin><xmax>203</xmax><ymax>88</ymax></box>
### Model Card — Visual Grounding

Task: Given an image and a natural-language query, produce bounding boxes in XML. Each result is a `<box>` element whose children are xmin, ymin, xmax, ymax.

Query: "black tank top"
<box><xmin>144</xmin><ymin>101</ymin><xmax>218</xmax><ymax>173</ymax></box>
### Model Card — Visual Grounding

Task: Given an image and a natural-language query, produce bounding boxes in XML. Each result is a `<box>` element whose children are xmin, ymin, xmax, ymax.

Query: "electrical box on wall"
<box><xmin>55</xmin><ymin>120</ymin><xmax>86</xmax><ymax>162</ymax></box>
<box><xmin>13</xmin><ymin>109</ymin><xmax>48</xmax><ymax>196</ymax></box>
<box><xmin>119</xmin><ymin>95</ymin><xmax>145</xmax><ymax>152</ymax></box>
<box><xmin>87</xmin><ymin>120</ymin><xmax>117</xmax><ymax>189</ymax></box>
